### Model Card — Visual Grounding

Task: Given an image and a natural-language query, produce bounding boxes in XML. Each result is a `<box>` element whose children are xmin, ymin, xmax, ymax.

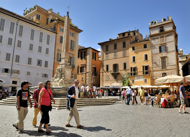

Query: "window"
<box><xmin>160</xmin><ymin>26</ymin><xmax>164</xmax><ymax>32</ymax></box>
<box><xmin>106</xmin><ymin>65</ymin><xmax>109</xmax><ymax>72</ymax></box>
<box><xmin>123</xmin><ymin>41</ymin><xmax>126</xmax><ymax>48</ymax></box>
<box><xmin>162</xmin><ymin>73</ymin><xmax>167</xmax><ymax>77</ymax></box>
<box><xmin>5</xmin><ymin>53</ymin><xmax>11</xmax><ymax>61</ymax></box>
<box><xmin>114</xmin><ymin>52</ymin><xmax>117</xmax><ymax>59</ymax></box>
<box><xmin>128</xmin><ymin>33</ymin><xmax>130</xmax><ymax>36</ymax></box>
<box><xmin>81</xmin><ymin>77</ymin><xmax>84</xmax><ymax>81</ymax></box>
<box><xmin>70</xmin><ymin>32</ymin><xmax>75</xmax><ymax>37</ymax></box>
<box><xmin>13</xmin><ymin>69</ymin><xmax>20</xmax><ymax>75</ymax></box>
<box><xmin>45</xmin><ymin>48</ymin><xmax>49</xmax><ymax>55</ymax></box>
<box><xmin>17</xmin><ymin>40</ymin><xmax>22</xmax><ymax>48</ymax></box>
<box><xmin>122</xmin><ymin>33</ymin><xmax>125</xmax><ymax>37</ymax></box>
<box><xmin>44</xmin><ymin>61</ymin><xmax>48</xmax><ymax>68</ymax></box>
<box><xmin>38</xmin><ymin>46</ymin><xmax>42</xmax><ymax>53</ymax></box>
<box><xmin>114</xmin><ymin>43</ymin><xmax>117</xmax><ymax>50</ymax></box>
<box><xmin>28</xmin><ymin>57</ymin><xmax>32</xmax><ymax>65</ymax></box>
<box><xmin>26</xmin><ymin>71</ymin><xmax>31</xmax><ymax>76</ymax></box>
<box><xmin>144</xmin><ymin>54</ymin><xmax>148</xmax><ymax>61</ymax></box>
<box><xmin>57</xmin><ymin>52</ymin><xmax>61</xmax><ymax>62</ymax></box>
<box><xmin>159</xmin><ymin>45</ymin><xmax>166</xmax><ymax>53</ymax></box>
<box><xmin>144</xmin><ymin>79</ymin><xmax>148</xmax><ymax>83</ymax></box>
<box><xmin>93</xmin><ymin>77</ymin><xmax>95</xmax><ymax>82</ymax></box>
<box><xmin>60</xmin><ymin>36</ymin><xmax>63</xmax><ymax>44</ymax></box>
<box><xmin>60</xmin><ymin>27</ymin><xmax>64</xmax><ymax>32</ymax></box>
<box><xmin>143</xmin><ymin>44</ymin><xmax>147</xmax><ymax>49</ymax></box>
<box><xmin>123</xmin><ymin>50</ymin><xmax>126</xmax><ymax>57</ymax></box>
<box><xmin>8</xmin><ymin>38</ymin><xmax>13</xmax><ymax>46</ymax></box>
<box><xmin>143</xmin><ymin>65</ymin><xmax>149</xmax><ymax>75</ymax></box>
<box><xmin>46</xmin><ymin>18</ymin><xmax>49</xmax><ymax>25</ymax></box>
<box><xmin>132</xmin><ymin>56</ymin><xmax>136</xmax><ymax>62</ymax></box>
<box><xmin>69</xmin><ymin>56</ymin><xmax>75</xmax><ymax>68</ymax></box>
<box><xmin>106</xmin><ymin>53</ymin><xmax>109</xmax><ymax>60</ymax></box>
<box><xmin>123</xmin><ymin>63</ymin><xmax>126</xmax><ymax>70</ymax></box>
<box><xmin>39</xmin><ymin>32</ymin><xmax>43</xmax><ymax>42</ymax></box>
<box><xmin>15</xmin><ymin>55</ymin><xmax>20</xmax><ymax>63</ymax></box>
<box><xmin>9</xmin><ymin>22</ymin><xmax>15</xmax><ymax>34</ymax></box>
<box><xmin>42</xmin><ymin>73</ymin><xmax>48</xmax><ymax>78</ymax></box>
<box><xmin>92</xmin><ymin>52</ymin><xmax>96</xmax><ymax>60</ymax></box>
<box><xmin>131</xmin><ymin>67</ymin><xmax>137</xmax><ymax>76</ymax></box>
<box><xmin>105</xmin><ymin>75</ymin><xmax>109</xmax><ymax>81</ymax></box>
<box><xmin>29</xmin><ymin>44</ymin><xmax>33</xmax><ymax>51</ymax></box>
<box><xmin>18</xmin><ymin>25</ymin><xmax>23</xmax><ymax>37</ymax></box>
<box><xmin>2</xmin><ymin>68</ymin><xmax>9</xmax><ymax>73</ymax></box>
<box><xmin>0</xmin><ymin>18</ymin><xmax>5</xmax><ymax>31</ymax></box>
<box><xmin>106</xmin><ymin>45</ymin><xmax>108</xmax><ymax>51</ymax></box>
<box><xmin>113</xmin><ymin>64</ymin><xmax>118</xmax><ymax>72</ymax></box>
<box><xmin>36</xmin><ymin>72</ymin><xmax>40</xmax><ymax>77</ymax></box>
<box><xmin>0</xmin><ymin>35</ymin><xmax>3</xmax><ymax>43</ymax></box>
<box><xmin>80</xmin><ymin>51</ymin><xmax>86</xmax><ymax>59</ymax></box>
<box><xmin>30</xmin><ymin>29</ymin><xmax>34</xmax><ymax>40</ymax></box>
<box><xmin>37</xmin><ymin>59</ymin><xmax>42</xmax><ymax>67</ymax></box>
<box><xmin>113</xmin><ymin>75</ymin><xmax>117</xmax><ymax>79</ymax></box>
<box><xmin>131</xmin><ymin>79</ymin><xmax>135</xmax><ymax>84</ymax></box>
<box><xmin>70</xmin><ymin>40</ymin><xmax>75</xmax><ymax>50</ymax></box>
<box><xmin>161</xmin><ymin>58</ymin><xmax>166</xmax><ymax>69</ymax></box>
<box><xmin>80</xmin><ymin>66</ymin><xmax>85</xmax><ymax>73</ymax></box>
<box><xmin>93</xmin><ymin>67</ymin><xmax>97</xmax><ymax>76</ymax></box>
<box><xmin>133</xmin><ymin>31</ymin><xmax>136</xmax><ymax>36</ymax></box>
<box><xmin>47</xmin><ymin>35</ymin><xmax>50</xmax><ymax>45</ymax></box>
<box><xmin>132</xmin><ymin>46</ymin><xmax>135</xmax><ymax>51</ymax></box>
<box><xmin>36</xmin><ymin>14</ymin><xmax>41</xmax><ymax>20</ymax></box>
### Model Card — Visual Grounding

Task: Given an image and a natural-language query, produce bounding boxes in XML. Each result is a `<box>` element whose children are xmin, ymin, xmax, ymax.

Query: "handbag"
<box><xmin>47</xmin><ymin>91</ymin><xmax>52</xmax><ymax>111</ymax></box>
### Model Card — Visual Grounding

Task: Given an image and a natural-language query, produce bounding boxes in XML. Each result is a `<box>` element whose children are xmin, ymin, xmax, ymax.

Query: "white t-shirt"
<box><xmin>86</xmin><ymin>86</ymin><xmax>89</xmax><ymax>91</ymax></box>
<box><xmin>81</xmin><ymin>86</ymin><xmax>84</xmax><ymax>92</ymax></box>
<box><xmin>93</xmin><ymin>86</ymin><xmax>96</xmax><ymax>91</ymax></box>
<box><xmin>75</xmin><ymin>86</ymin><xmax>79</xmax><ymax>99</ymax></box>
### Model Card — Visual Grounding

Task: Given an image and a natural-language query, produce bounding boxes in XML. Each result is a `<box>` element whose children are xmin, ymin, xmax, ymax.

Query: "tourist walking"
<box><xmin>179</xmin><ymin>83</ymin><xmax>188</xmax><ymax>114</ymax></box>
<box><xmin>144</xmin><ymin>89</ymin><xmax>149</xmax><ymax>105</ymax></box>
<box><xmin>38</xmin><ymin>80</ymin><xmax>55</xmax><ymax>134</ymax></box>
<box><xmin>132</xmin><ymin>89</ymin><xmax>138</xmax><ymax>105</ymax></box>
<box><xmin>66</xmin><ymin>79</ymin><xmax>84</xmax><ymax>129</ymax></box>
<box><xmin>32</xmin><ymin>82</ymin><xmax>43</xmax><ymax>127</ymax></box>
<box><xmin>126</xmin><ymin>86</ymin><xmax>132</xmax><ymax>105</ymax></box>
<box><xmin>13</xmin><ymin>81</ymin><xmax>32</xmax><ymax>133</ymax></box>
<box><xmin>121</xmin><ymin>89</ymin><xmax>126</xmax><ymax>104</ymax></box>
<box><xmin>139</xmin><ymin>87</ymin><xmax>145</xmax><ymax>105</ymax></box>
<box><xmin>100</xmin><ymin>88</ymin><xmax>103</xmax><ymax>98</ymax></box>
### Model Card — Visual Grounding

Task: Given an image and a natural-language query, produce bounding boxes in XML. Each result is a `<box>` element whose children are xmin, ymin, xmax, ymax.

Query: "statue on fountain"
<box><xmin>51</xmin><ymin>65</ymin><xmax>65</xmax><ymax>87</ymax></box>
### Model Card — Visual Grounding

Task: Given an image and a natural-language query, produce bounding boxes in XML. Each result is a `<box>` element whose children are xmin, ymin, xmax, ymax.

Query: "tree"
<box><xmin>122</xmin><ymin>74</ymin><xmax>131</xmax><ymax>86</ymax></box>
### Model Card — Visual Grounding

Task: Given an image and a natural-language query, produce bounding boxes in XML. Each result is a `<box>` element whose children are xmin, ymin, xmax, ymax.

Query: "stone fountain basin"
<box><xmin>30</xmin><ymin>86</ymin><xmax>68</xmax><ymax>98</ymax></box>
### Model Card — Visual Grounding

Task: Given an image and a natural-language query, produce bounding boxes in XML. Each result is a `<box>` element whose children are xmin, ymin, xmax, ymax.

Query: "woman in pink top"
<box><xmin>38</xmin><ymin>80</ymin><xmax>55</xmax><ymax>134</ymax></box>
<box><xmin>121</xmin><ymin>89</ymin><xmax>126</xmax><ymax>104</ymax></box>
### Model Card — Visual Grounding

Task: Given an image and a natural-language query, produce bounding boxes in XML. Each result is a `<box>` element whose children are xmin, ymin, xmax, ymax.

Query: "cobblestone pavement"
<box><xmin>1</xmin><ymin>101</ymin><xmax>190</xmax><ymax>137</ymax></box>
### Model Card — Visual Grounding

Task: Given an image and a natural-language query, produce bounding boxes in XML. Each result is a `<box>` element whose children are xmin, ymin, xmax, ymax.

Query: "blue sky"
<box><xmin>1</xmin><ymin>0</ymin><xmax>190</xmax><ymax>54</ymax></box>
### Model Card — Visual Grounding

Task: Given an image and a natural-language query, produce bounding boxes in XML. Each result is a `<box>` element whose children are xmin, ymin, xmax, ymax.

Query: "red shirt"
<box><xmin>33</xmin><ymin>88</ymin><xmax>40</xmax><ymax>108</ymax></box>
<box><xmin>41</xmin><ymin>88</ymin><xmax>52</xmax><ymax>106</ymax></box>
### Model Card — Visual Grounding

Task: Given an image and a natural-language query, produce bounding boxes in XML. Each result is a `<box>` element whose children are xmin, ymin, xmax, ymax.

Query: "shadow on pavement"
<box><xmin>49</xmin><ymin>126</ymin><xmax>68</xmax><ymax>131</ymax></box>
<box><xmin>23</xmin><ymin>130</ymin><xmax>82</xmax><ymax>137</ymax></box>
<box><xmin>83</xmin><ymin>126</ymin><xmax>112</xmax><ymax>132</ymax></box>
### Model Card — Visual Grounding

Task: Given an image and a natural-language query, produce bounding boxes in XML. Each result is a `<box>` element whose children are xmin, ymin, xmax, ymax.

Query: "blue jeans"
<box><xmin>126</xmin><ymin>94</ymin><xmax>131</xmax><ymax>104</ymax></box>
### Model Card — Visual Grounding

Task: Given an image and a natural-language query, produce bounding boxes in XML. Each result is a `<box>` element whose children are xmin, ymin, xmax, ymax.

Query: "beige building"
<box><xmin>77</xmin><ymin>46</ymin><xmax>101</xmax><ymax>87</ymax></box>
<box><xmin>149</xmin><ymin>16</ymin><xmax>179</xmax><ymax>84</ymax></box>
<box><xmin>24</xmin><ymin>5</ymin><xmax>82</xmax><ymax>80</ymax></box>
<box><xmin>98</xmin><ymin>30</ymin><xmax>143</xmax><ymax>87</ymax></box>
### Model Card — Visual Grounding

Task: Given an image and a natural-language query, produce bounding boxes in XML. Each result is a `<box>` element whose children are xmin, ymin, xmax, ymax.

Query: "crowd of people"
<box><xmin>13</xmin><ymin>79</ymin><xmax>84</xmax><ymax>135</ymax></box>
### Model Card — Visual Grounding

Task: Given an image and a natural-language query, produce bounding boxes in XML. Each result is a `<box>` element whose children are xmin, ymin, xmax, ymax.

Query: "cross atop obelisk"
<box><xmin>67</xmin><ymin>5</ymin><xmax>70</xmax><ymax>12</ymax></box>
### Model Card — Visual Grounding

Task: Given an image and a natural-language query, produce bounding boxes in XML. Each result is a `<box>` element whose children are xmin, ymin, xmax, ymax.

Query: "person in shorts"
<box><xmin>179</xmin><ymin>83</ymin><xmax>188</xmax><ymax>114</ymax></box>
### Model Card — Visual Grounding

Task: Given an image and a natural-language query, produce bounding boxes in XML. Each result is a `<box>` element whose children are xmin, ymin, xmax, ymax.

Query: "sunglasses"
<box><xmin>75</xmin><ymin>82</ymin><xmax>79</xmax><ymax>84</ymax></box>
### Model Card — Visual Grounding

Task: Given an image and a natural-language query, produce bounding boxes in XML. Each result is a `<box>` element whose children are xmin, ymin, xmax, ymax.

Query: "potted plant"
<box><xmin>151</xmin><ymin>21</ymin><xmax>153</xmax><ymax>25</ymax></box>
<box><xmin>33</xmin><ymin>5</ymin><xmax>37</xmax><ymax>9</ymax></box>
<box><xmin>29</xmin><ymin>8</ymin><xmax>33</xmax><ymax>12</ymax></box>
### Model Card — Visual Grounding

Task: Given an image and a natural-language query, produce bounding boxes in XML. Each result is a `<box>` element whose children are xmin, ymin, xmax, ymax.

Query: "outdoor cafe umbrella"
<box><xmin>0</xmin><ymin>82</ymin><xmax>19</xmax><ymax>87</ymax></box>
<box><xmin>185</xmin><ymin>75</ymin><xmax>190</xmax><ymax>82</ymax></box>
<box><xmin>155</xmin><ymin>75</ymin><xmax>184</xmax><ymax>85</ymax></box>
